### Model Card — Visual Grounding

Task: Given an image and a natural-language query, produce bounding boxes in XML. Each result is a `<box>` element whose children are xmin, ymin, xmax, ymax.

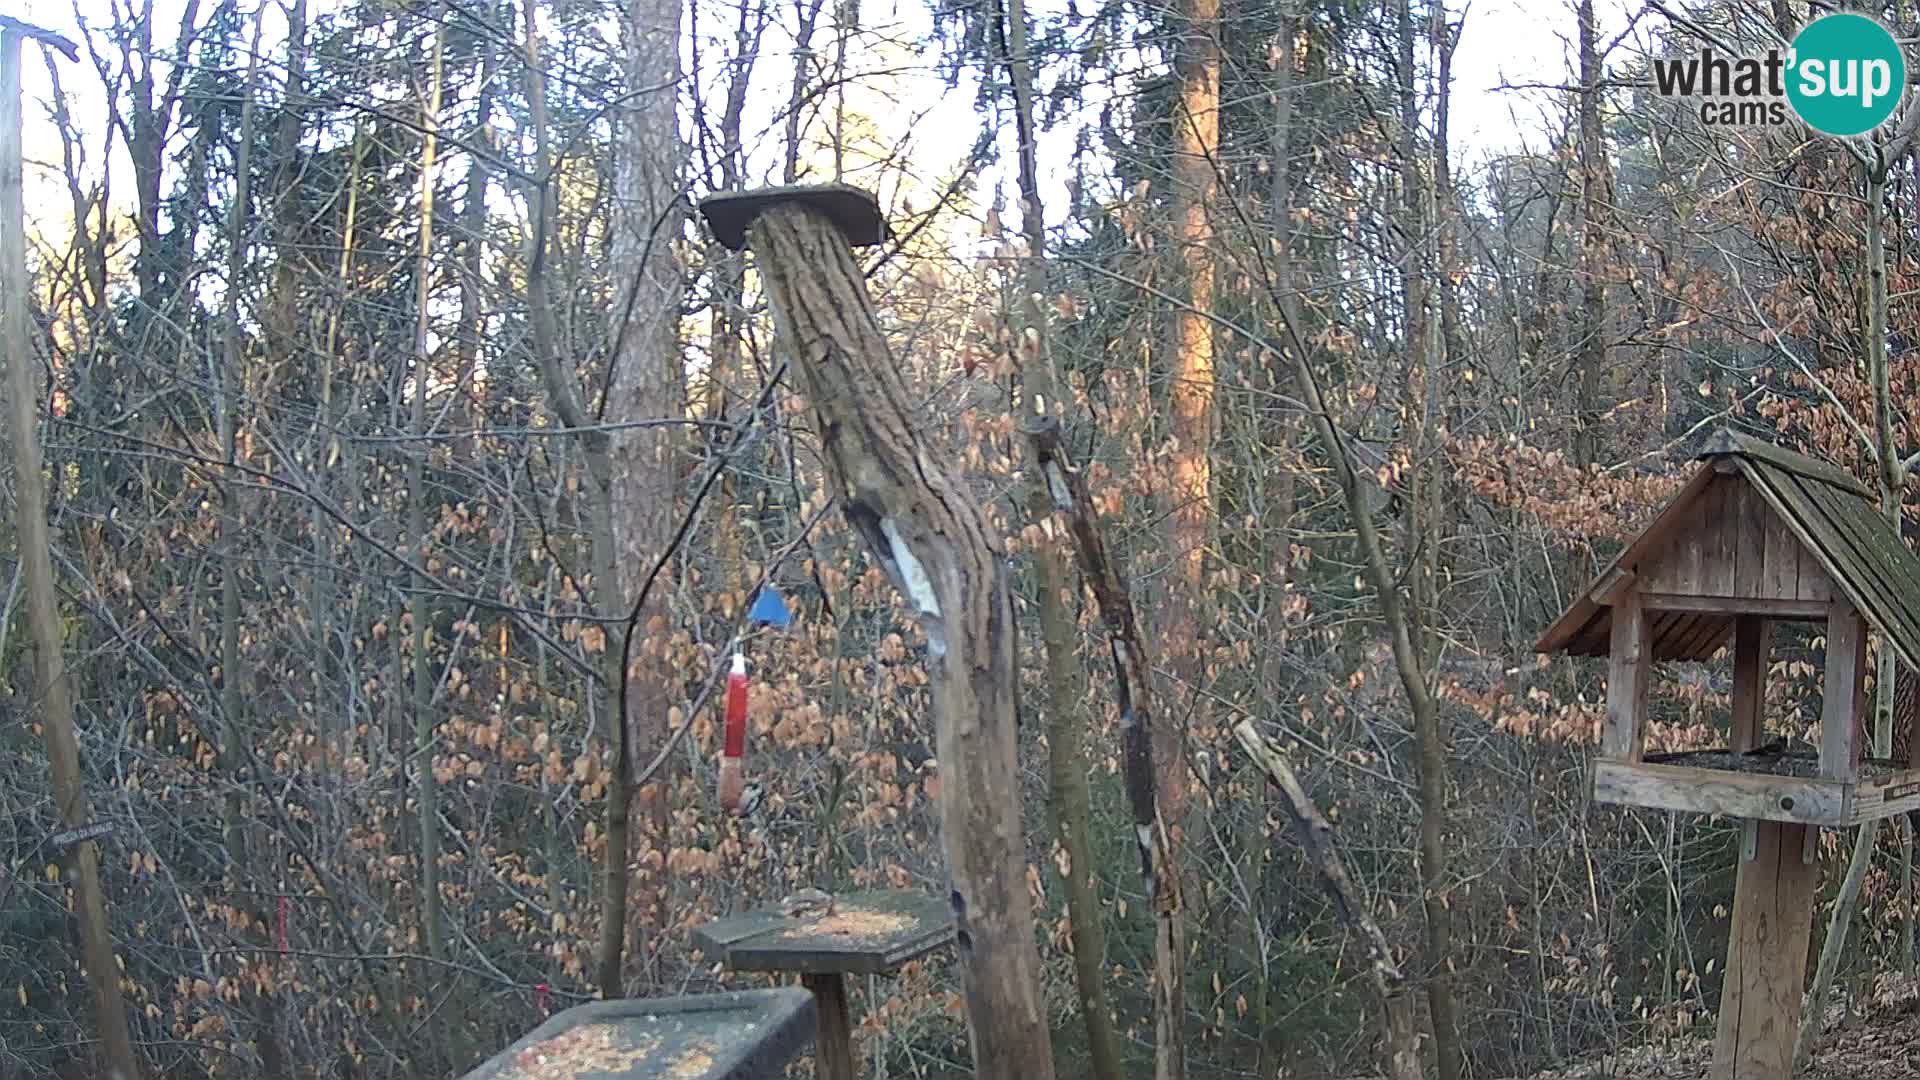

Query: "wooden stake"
<box><xmin>1</xmin><ymin>22</ymin><xmax>139</xmax><ymax>1080</ymax></box>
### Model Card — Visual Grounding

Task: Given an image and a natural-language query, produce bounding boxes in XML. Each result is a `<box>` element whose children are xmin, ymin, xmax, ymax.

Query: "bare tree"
<box><xmin>1</xmin><ymin>20</ymin><xmax>141</xmax><ymax>1080</ymax></box>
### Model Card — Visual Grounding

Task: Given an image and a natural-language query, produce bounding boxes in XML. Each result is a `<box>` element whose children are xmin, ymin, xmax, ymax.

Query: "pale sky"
<box><xmin>8</xmin><ymin>0</ymin><xmax>1636</xmax><ymax>258</ymax></box>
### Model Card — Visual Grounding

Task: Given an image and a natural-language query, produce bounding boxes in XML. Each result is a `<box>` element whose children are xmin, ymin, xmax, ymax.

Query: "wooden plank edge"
<box><xmin>1591</xmin><ymin>759</ymin><xmax>1849</xmax><ymax>826</ymax></box>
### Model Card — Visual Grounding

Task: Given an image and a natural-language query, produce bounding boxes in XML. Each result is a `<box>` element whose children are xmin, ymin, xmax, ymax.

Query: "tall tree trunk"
<box><xmin>1801</xmin><ymin>152</ymin><xmax>1913</xmax><ymax>1066</ymax></box>
<box><xmin>1</xmin><ymin>25</ymin><xmax>142</xmax><ymax>1080</ymax></box>
<box><xmin>216</xmin><ymin>12</ymin><xmax>290</xmax><ymax>1078</ymax></box>
<box><xmin>1249</xmin><ymin>8</ymin><xmax>1302</xmax><ymax>1063</ymax></box>
<box><xmin>603</xmin><ymin>0</ymin><xmax>686</xmax><ymax>989</ymax></box>
<box><xmin>997</xmin><ymin>0</ymin><xmax>1123</xmax><ymax>1075</ymax></box>
<box><xmin>513</xmin><ymin>0</ymin><xmax>631</xmax><ymax>997</ymax></box>
<box><xmin>1164</xmin><ymin>0</ymin><xmax>1218</xmax><ymax>825</ymax></box>
<box><xmin>1265</xmin><ymin>200</ymin><xmax>1463</xmax><ymax>1080</ymax></box>
<box><xmin>315</xmin><ymin>121</ymin><xmax>364</xmax><ymax>770</ymax></box>
<box><xmin>742</xmin><ymin>197</ymin><xmax>1056</xmax><ymax>1079</ymax></box>
<box><xmin>1573</xmin><ymin>0</ymin><xmax>1608</xmax><ymax>467</ymax></box>
<box><xmin>1396</xmin><ymin>2</ymin><xmax>1464</xmax><ymax>1076</ymax></box>
<box><xmin>1154</xmin><ymin>0</ymin><xmax>1218</xmax><ymax>1070</ymax></box>
<box><xmin>408</xmin><ymin>11</ymin><xmax>450</xmax><ymax>1060</ymax></box>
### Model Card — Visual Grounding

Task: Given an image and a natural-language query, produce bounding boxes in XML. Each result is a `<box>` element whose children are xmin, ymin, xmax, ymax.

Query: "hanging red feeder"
<box><xmin>718</xmin><ymin>653</ymin><xmax>748</xmax><ymax>813</ymax></box>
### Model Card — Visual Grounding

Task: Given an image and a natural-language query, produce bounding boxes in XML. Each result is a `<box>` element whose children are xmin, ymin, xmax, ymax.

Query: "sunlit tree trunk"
<box><xmin>3</xmin><ymin>24</ymin><xmax>141</xmax><ymax>1080</ymax></box>
<box><xmin>1153</xmin><ymin>0</ymin><xmax>1218</xmax><ymax>1071</ymax></box>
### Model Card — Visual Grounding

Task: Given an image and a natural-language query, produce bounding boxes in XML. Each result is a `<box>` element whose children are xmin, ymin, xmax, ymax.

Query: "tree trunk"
<box><xmin>1163</xmin><ymin>0</ymin><xmax>1218</xmax><ymax>835</ymax></box>
<box><xmin>315</xmin><ymin>121</ymin><xmax>364</xmax><ymax>770</ymax></box>
<box><xmin>603</xmin><ymin>0</ymin><xmax>686</xmax><ymax>991</ymax></box>
<box><xmin>1</xmin><ymin>26</ymin><xmax>142</xmax><ymax>1080</ymax></box>
<box><xmin>1572</xmin><ymin>0</ymin><xmax>1609</xmax><ymax>467</ymax></box>
<box><xmin>743</xmin><ymin>199</ymin><xmax>1056</xmax><ymax>1079</ymax></box>
<box><xmin>1800</xmin><ymin>156</ymin><xmax>1912</xmax><ymax>1067</ymax></box>
<box><xmin>1395</xmin><ymin>2</ymin><xmax>1463</xmax><ymax>1075</ymax></box>
<box><xmin>1153</xmin><ymin>0</ymin><xmax>1218</xmax><ymax>1069</ymax></box>
<box><xmin>408</xmin><ymin>11</ymin><xmax>450</xmax><ymax>1059</ymax></box>
<box><xmin>1264</xmin><ymin>200</ymin><xmax>1461</xmax><ymax>1080</ymax></box>
<box><xmin>216</xmin><ymin>12</ymin><xmax>290</xmax><ymax>1077</ymax></box>
<box><xmin>1024</xmin><ymin>414</ymin><xmax>1191</xmax><ymax>1080</ymax></box>
<box><xmin>997</xmin><ymin>0</ymin><xmax>1123</xmax><ymax>1073</ymax></box>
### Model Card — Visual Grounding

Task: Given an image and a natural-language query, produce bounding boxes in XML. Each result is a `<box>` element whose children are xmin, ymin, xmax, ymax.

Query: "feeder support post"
<box><xmin>699</xmin><ymin>185</ymin><xmax>1056</xmax><ymax>1080</ymax></box>
<box><xmin>1602</xmin><ymin>590</ymin><xmax>1651</xmax><ymax>761</ymax></box>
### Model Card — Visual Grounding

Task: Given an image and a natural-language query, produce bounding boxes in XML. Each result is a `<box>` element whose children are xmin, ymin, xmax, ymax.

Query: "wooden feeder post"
<box><xmin>696</xmin><ymin>185</ymin><xmax>1055</xmax><ymax>1079</ymax></box>
<box><xmin>693</xmin><ymin>891</ymin><xmax>956</xmax><ymax>1080</ymax></box>
<box><xmin>1536</xmin><ymin>429</ymin><xmax>1920</xmax><ymax>1080</ymax></box>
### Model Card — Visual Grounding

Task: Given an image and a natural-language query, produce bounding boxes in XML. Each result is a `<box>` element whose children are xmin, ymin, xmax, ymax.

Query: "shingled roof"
<box><xmin>1535</xmin><ymin>429</ymin><xmax>1920</xmax><ymax>672</ymax></box>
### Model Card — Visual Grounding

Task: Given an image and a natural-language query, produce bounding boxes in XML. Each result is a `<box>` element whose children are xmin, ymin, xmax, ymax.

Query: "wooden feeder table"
<box><xmin>692</xmin><ymin>891</ymin><xmax>955</xmax><ymax>1080</ymax></box>
<box><xmin>1537</xmin><ymin>429</ymin><xmax>1920</xmax><ymax>1080</ymax></box>
<box><xmin>456</xmin><ymin>989</ymin><xmax>816</xmax><ymax>1080</ymax></box>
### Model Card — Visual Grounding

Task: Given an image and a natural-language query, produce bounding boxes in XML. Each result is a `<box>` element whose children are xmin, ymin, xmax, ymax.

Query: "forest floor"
<box><xmin>1517</xmin><ymin>975</ymin><xmax>1920</xmax><ymax>1079</ymax></box>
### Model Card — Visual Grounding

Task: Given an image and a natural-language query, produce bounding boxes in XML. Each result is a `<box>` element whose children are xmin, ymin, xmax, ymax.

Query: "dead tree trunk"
<box><xmin>1023</xmin><ymin>415</ymin><xmax>1186</xmax><ymax>1080</ymax></box>
<box><xmin>2</xmin><ymin>23</ymin><xmax>142</xmax><ymax>1080</ymax></box>
<box><xmin>709</xmin><ymin>187</ymin><xmax>1054</xmax><ymax>1078</ymax></box>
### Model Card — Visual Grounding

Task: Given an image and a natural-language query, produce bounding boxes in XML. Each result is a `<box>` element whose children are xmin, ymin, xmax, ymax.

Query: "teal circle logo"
<box><xmin>1787</xmin><ymin>13</ymin><xmax>1907</xmax><ymax>137</ymax></box>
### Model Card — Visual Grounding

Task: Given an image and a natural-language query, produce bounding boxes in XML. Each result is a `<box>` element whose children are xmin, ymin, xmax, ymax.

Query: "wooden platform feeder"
<box><xmin>693</xmin><ymin>891</ymin><xmax>954</xmax><ymax>1080</ymax></box>
<box><xmin>1536</xmin><ymin>429</ymin><xmax>1920</xmax><ymax>1080</ymax></box>
<box><xmin>457</xmin><ymin>989</ymin><xmax>816</xmax><ymax>1080</ymax></box>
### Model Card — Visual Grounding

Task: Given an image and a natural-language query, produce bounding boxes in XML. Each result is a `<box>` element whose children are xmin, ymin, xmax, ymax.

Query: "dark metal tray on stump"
<box><xmin>458</xmin><ymin>989</ymin><xmax>815</xmax><ymax>1080</ymax></box>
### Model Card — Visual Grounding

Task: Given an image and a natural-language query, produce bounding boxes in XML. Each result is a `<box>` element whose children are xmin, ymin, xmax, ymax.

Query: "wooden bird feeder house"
<box><xmin>1536</xmin><ymin>428</ymin><xmax>1920</xmax><ymax>1080</ymax></box>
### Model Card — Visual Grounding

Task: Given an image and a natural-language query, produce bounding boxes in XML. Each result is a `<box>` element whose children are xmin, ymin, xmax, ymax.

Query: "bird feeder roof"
<box><xmin>1535</xmin><ymin>428</ymin><xmax>1920</xmax><ymax>672</ymax></box>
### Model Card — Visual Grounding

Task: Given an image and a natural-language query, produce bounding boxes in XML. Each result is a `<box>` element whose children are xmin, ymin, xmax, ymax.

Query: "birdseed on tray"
<box><xmin>498</xmin><ymin>1023</ymin><xmax>661</xmax><ymax>1078</ymax></box>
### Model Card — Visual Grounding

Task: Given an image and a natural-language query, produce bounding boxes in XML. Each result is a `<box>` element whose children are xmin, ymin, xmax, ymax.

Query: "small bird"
<box><xmin>780</xmin><ymin>888</ymin><xmax>835</xmax><ymax>920</ymax></box>
<box><xmin>735</xmin><ymin>782</ymin><xmax>765</xmax><ymax>820</ymax></box>
<box><xmin>1744</xmin><ymin>736</ymin><xmax>1789</xmax><ymax>758</ymax></box>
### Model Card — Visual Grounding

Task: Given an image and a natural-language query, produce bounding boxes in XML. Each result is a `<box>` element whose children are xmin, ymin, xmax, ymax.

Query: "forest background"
<box><xmin>4</xmin><ymin>0</ymin><xmax>1918</xmax><ymax>1077</ymax></box>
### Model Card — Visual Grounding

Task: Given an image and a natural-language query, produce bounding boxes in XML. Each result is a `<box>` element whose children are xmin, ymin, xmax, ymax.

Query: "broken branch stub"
<box><xmin>1232</xmin><ymin>718</ymin><xmax>1420</xmax><ymax>1080</ymax></box>
<box><xmin>1024</xmin><ymin>415</ymin><xmax>1180</xmax><ymax>913</ymax></box>
<box><xmin>720</xmin><ymin>188</ymin><xmax>1053</xmax><ymax>1080</ymax></box>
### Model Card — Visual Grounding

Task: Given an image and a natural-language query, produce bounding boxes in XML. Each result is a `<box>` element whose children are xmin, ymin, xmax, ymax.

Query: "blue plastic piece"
<box><xmin>748</xmin><ymin>588</ymin><xmax>792</xmax><ymax>628</ymax></box>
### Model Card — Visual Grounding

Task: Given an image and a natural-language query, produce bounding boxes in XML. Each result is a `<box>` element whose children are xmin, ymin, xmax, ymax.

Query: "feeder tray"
<box><xmin>698</xmin><ymin>185</ymin><xmax>890</xmax><ymax>252</ymax></box>
<box><xmin>458</xmin><ymin>990</ymin><xmax>815</xmax><ymax>1080</ymax></box>
<box><xmin>692</xmin><ymin>889</ymin><xmax>953</xmax><ymax>976</ymax></box>
<box><xmin>692</xmin><ymin>891</ymin><xmax>954</xmax><ymax>1080</ymax></box>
